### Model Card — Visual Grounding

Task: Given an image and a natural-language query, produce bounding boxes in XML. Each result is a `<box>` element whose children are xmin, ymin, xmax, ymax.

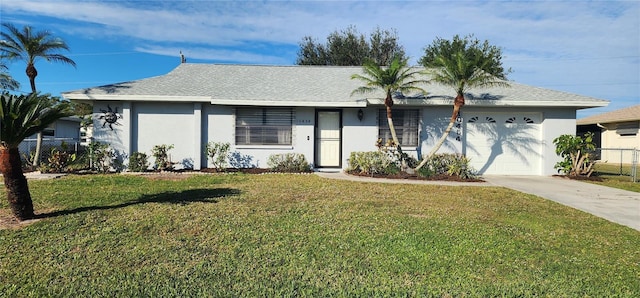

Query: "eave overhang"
<box><xmin>209</xmin><ymin>98</ymin><xmax>367</xmax><ymax>107</ymax></box>
<box><xmin>62</xmin><ymin>93</ymin><xmax>608</xmax><ymax>110</ymax></box>
<box><xmin>367</xmin><ymin>98</ymin><xmax>609</xmax><ymax>109</ymax></box>
<box><xmin>62</xmin><ymin>93</ymin><xmax>212</xmax><ymax>102</ymax></box>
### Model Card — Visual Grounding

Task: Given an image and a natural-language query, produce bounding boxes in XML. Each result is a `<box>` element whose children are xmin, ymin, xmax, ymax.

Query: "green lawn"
<box><xmin>1</xmin><ymin>173</ymin><xmax>639</xmax><ymax>297</ymax></box>
<box><xmin>589</xmin><ymin>175</ymin><xmax>640</xmax><ymax>192</ymax></box>
<box><xmin>594</xmin><ymin>162</ymin><xmax>634</xmax><ymax>176</ymax></box>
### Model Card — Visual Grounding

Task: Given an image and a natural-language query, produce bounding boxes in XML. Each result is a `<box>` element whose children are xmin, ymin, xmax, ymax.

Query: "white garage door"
<box><xmin>464</xmin><ymin>113</ymin><xmax>541</xmax><ymax>175</ymax></box>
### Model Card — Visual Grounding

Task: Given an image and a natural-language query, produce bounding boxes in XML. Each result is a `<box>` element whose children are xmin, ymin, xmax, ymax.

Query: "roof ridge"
<box><xmin>179</xmin><ymin>62</ymin><xmax>365</xmax><ymax>69</ymax></box>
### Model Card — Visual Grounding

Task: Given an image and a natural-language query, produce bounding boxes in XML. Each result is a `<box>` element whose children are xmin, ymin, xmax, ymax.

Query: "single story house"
<box><xmin>577</xmin><ymin>104</ymin><xmax>640</xmax><ymax>164</ymax></box>
<box><xmin>62</xmin><ymin>63</ymin><xmax>608</xmax><ymax>175</ymax></box>
<box><xmin>19</xmin><ymin>116</ymin><xmax>82</xmax><ymax>156</ymax></box>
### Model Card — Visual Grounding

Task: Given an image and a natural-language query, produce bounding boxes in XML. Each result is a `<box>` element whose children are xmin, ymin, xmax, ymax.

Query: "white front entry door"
<box><xmin>315</xmin><ymin>111</ymin><xmax>341</xmax><ymax>167</ymax></box>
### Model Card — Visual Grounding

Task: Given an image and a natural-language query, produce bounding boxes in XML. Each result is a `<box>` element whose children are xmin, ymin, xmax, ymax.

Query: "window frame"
<box><xmin>377</xmin><ymin>108</ymin><xmax>420</xmax><ymax>147</ymax></box>
<box><xmin>235</xmin><ymin>107</ymin><xmax>294</xmax><ymax>146</ymax></box>
<box><xmin>615</xmin><ymin>121</ymin><xmax>639</xmax><ymax>136</ymax></box>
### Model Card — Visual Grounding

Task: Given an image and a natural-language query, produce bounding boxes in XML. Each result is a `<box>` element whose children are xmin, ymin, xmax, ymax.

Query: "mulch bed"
<box><xmin>200</xmin><ymin>168</ymin><xmax>274</xmax><ymax>174</ymax></box>
<box><xmin>346</xmin><ymin>170</ymin><xmax>484</xmax><ymax>182</ymax></box>
<box><xmin>200</xmin><ymin>168</ymin><xmax>482</xmax><ymax>182</ymax></box>
<box><xmin>138</xmin><ymin>168</ymin><xmax>482</xmax><ymax>182</ymax></box>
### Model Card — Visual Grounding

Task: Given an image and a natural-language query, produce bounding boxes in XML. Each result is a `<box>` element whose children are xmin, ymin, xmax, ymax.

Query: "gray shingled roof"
<box><xmin>62</xmin><ymin>63</ymin><xmax>609</xmax><ymax>108</ymax></box>
<box><xmin>577</xmin><ymin>104</ymin><xmax>640</xmax><ymax>125</ymax></box>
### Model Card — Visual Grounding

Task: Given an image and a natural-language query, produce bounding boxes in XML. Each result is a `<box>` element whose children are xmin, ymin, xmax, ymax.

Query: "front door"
<box><xmin>315</xmin><ymin>111</ymin><xmax>341</xmax><ymax>167</ymax></box>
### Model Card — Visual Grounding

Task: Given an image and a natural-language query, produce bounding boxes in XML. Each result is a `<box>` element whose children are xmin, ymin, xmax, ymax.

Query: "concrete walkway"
<box><xmin>315</xmin><ymin>172</ymin><xmax>640</xmax><ymax>232</ymax></box>
<box><xmin>24</xmin><ymin>172</ymin><xmax>67</xmax><ymax>180</ymax></box>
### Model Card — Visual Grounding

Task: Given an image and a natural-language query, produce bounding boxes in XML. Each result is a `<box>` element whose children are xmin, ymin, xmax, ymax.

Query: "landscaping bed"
<box><xmin>346</xmin><ymin>170</ymin><xmax>484</xmax><ymax>182</ymax></box>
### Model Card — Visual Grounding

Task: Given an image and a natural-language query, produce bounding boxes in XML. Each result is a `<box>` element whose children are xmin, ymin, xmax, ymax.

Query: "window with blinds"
<box><xmin>616</xmin><ymin>121</ymin><xmax>639</xmax><ymax>136</ymax></box>
<box><xmin>235</xmin><ymin>108</ymin><xmax>293</xmax><ymax>145</ymax></box>
<box><xmin>378</xmin><ymin>109</ymin><xmax>419</xmax><ymax>146</ymax></box>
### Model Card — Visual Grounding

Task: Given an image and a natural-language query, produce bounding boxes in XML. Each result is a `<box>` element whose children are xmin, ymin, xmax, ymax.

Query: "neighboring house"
<box><xmin>577</xmin><ymin>104</ymin><xmax>640</xmax><ymax>164</ymax></box>
<box><xmin>19</xmin><ymin>116</ymin><xmax>82</xmax><ymax>156</ymax></box>
<box><xmin>80</xmin><ymin>125</ymin><xmax>93</xmax><ymax>146</ymax></box>
<box><xmin>49</xmin><ymin>116</ymin><xmax>82</xmax><ymax>140</ymax></box>
<box><xmin>62</xmin><ymin>63</ymin><xmax>608</xmax><ymax>175</ymax></box>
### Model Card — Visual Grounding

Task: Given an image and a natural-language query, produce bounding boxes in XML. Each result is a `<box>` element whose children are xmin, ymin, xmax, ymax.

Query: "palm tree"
<box><xmin>351</xmin><ymin>57</ymin><xmax>426</xmax><ymax>161</ymax></box>
<box><xmin>414</xmin><ymin>35</ymin><xmax>510</xmax><ymax>171</ymax></box>
<box><xmin>0</xmin><ymin>23</ymin><xmax>76</xmax><ymax>167</ymax></box>
<box><xmin>0</xmin><ymin>61</ymin><xmax>19</xmax><ymax>90</ymax></box>
<box><xmin>0</xmin><ymin>92</ymin><xmax>72</xmax><ymax>220</ymax></box>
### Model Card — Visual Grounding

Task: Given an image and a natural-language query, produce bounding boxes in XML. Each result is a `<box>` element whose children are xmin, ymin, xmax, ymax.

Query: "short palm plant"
<box><xmin>0</xmin><ymin>92</ymin><xmax>72</xmax><ymax>220</ymax></box>
<box><xmin>351</xmin><ymin>57</ymin><xmax>426</xmax><ymax>165</ymax></box>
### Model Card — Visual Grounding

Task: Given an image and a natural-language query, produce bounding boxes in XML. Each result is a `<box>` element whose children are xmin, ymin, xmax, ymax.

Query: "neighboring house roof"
<box><xmin>59</xmin><ymin>116</ymin><xmax>82</xmax><ymax>123</ymax></box>
<box><xmin>577</xmin><ymin>104</ymin><xmax>640</xmax><ymax>125</ymax></box>
<box><xmin>62</xmin><ymin>63</ymin><xmax>609</xmax><ymax>109</ymax></box>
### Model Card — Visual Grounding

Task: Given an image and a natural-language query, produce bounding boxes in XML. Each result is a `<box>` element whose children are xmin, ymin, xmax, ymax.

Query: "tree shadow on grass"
<box><xmin>37</xmin><ymin>188</ymin><xmax>241</xmax><ymax>219</ymax></box>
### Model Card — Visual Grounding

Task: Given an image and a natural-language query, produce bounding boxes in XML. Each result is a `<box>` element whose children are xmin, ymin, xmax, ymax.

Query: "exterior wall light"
<box><xmin>357</xmin><ymin>109</ymin><xmax>364</xmax><ymax>121</ymax></box>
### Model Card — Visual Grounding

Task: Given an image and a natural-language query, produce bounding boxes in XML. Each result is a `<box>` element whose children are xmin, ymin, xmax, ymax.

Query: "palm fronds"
<box><xmin>0</xmin><ymin>92</ymin><xmax>72</xmax><ymax>148</ymax></box>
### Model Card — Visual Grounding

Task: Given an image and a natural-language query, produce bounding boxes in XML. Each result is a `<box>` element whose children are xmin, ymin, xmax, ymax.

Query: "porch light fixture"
<box><xmin>357</xmin><ymin>109</ymin><xmax>364</xmax><ymax>121</ymax></box>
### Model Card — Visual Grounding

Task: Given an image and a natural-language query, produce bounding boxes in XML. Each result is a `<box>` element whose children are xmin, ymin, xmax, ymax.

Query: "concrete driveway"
<box><xmin>483</xmin><ymin>176</ymin><xmax>640</xmax><ymax>232</ymax></box>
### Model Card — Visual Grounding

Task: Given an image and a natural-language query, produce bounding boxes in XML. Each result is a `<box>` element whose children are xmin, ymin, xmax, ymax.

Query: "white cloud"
<box><xmin>2</xmin><ymin>0</ymin><xmax>638</xmax><ymax>116</ymax></box>
<box><xmin>5</xmin><ymin>1</ymin><xmax>637</xmax><ymax>61</ymax></box>
<box><xmin>135</xmin><ymin>45</ymin><xmax>292</xmax><ymax>65</ymax></box>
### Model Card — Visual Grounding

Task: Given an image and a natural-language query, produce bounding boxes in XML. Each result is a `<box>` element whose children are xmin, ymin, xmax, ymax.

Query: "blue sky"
<box><xmin>1</xmin><ymin>0</ymin><xmax>638</xmax><ymax>118</ymax></box>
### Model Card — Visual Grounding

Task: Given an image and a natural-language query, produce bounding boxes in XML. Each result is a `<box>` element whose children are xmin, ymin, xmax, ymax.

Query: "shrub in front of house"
<box><xmin>151</xmin><ymin>144</ymin><xmax>175</xmax><ymax>171</ymax></box>
<box><xmin>267</xmin><ymin>153</ymin><xmax>312</xmax><ymax>173</ymax></box>
<box><xmin>375</xmin><ymin>138</ymin><xmax>419</xmax><ymax>170</ymax></box>
<box><xmin>205</xmin><ymin>142</ymin><xmax>231</xmax><ymax>171</ymax></box>
<box><xmin>39</xmin><ymin>146</ymin><xmax>77</xmax><ymax>173</ymax></box>
<box><xmin>418</xmin><ymin>153</ymin><xmax>477</xmax><ymax>179</ymax></box>
<box><xmin>87</xmin><ymin>141</ymin><xmax>122</xmax><ymax>173</ymax></box>
<box><xmin>553</xmin><ymin>132</ymin><xmax>596</xmax><ymax>177</ymax></box>
<box><xmin>347</xmin><ymin>151</ymin><xmax>400</xmax><ymax>175</ymax></box>
<box><xmin>128</xmin><ymin>152</ymin><xmax>149</xmax><ymax>172</ymax></box>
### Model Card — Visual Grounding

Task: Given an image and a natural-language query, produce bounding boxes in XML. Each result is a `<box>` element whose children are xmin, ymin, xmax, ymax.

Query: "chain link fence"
<box><xmin>594</xmin><ymin>148</ymin><xmax>639</xmax><ymax>182</ymax></box>
<box><xmin>19</xmin><ymin>138</ymin><xmax>89</xmax><ymax>171</ymax></box>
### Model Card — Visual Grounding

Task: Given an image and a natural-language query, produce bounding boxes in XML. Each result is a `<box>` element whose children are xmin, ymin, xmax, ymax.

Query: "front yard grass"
<box><xmin>589</xmin><ymin>175</ymin><xmax>640</xmax><ymax>192</ymax></box>
<box><xmin>1</xmin><ymin>173</ymin><xmax>639</xmax><ymax>296</ymax></box>
<box><xmin>594</xmin><ymin>162</ymin><xmax>634</xmax><ymax>176</ymax></box>
<box><xmin>590</xmin><ymin>162</ymin><xmax>640</xmax><ymax>192</ymax></box>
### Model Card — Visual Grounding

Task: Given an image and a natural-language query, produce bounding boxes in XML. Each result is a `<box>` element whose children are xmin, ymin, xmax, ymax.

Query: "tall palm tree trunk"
<box><xmin>384</xmin><ymin>93</ymin><xmax>406</xmax><ymax>168</ymax></box>
<box><xmin>415</xmin><ymin>94</ymin><xmax>464</xmax><ymax>171</ymax></box>
<box><xmin>26</xmin><ymin>64</ymin><xmax>37</xmax><ymax>93</ymax></box>
<box><xmin>33</xmin><ymin>133</ymin><xmax>43</xmax><ymax>167</ymax></box>
<box><xmin>385</xmin><ymin>95</ymin><xmax>401</xmax><ymax>148</ymax></box>
<box><xmin>0</xmin><ymin>147</ymin><xmax>35</xmax><ymax>220</ymax></box>
<box><xmin>27</xmin><ymin>65</ymin><xmax>43</xmax><ymax>168</ymax></box>
<box><xmin>387</xmin><ymin>114</ymin><xmax>400</xmax><ymax>146</ymax></box>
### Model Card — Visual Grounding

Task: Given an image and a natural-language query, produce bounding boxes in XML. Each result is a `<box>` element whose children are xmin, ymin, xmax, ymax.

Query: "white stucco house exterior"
<box><xmin>61</xmin><ymin>63</ymin><xmax>608</xmax><ymax>175</ymax></box>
